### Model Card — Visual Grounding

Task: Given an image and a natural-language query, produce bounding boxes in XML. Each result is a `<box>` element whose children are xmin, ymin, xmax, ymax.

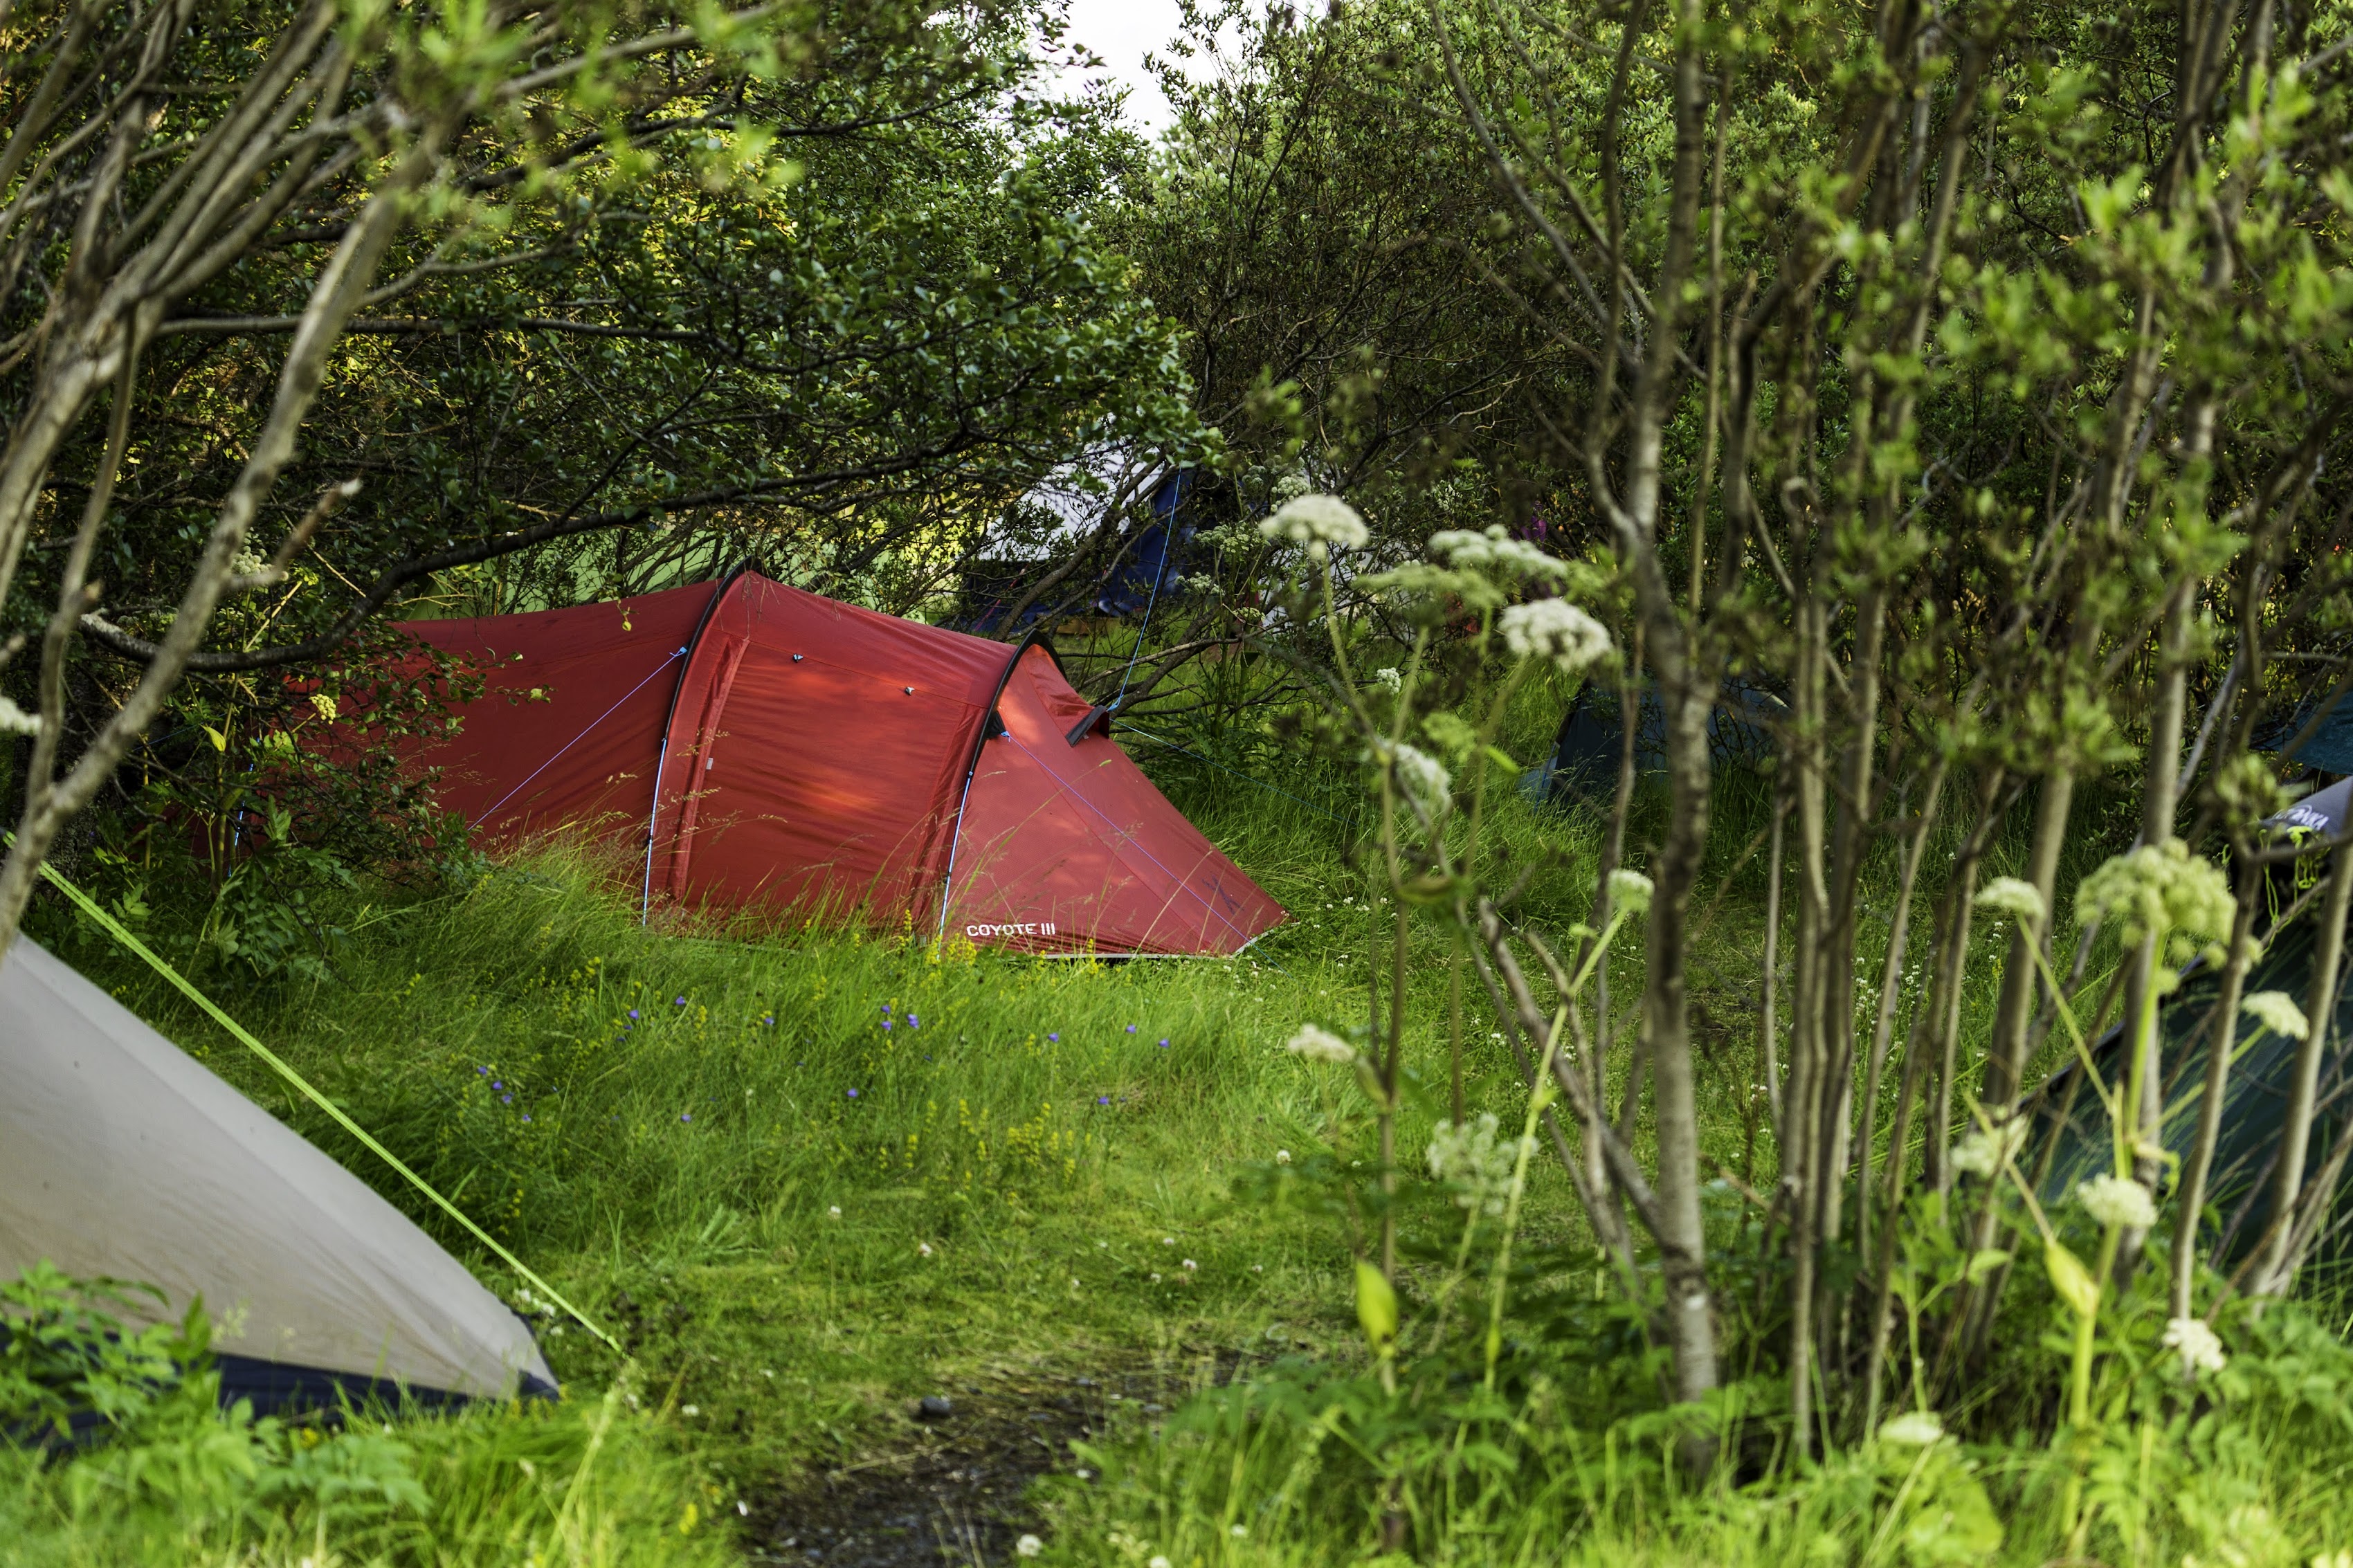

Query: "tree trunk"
<box><xmin>2172</xmin><ymin>864</ymin><xmax>2257</xmax><ymax>1317</ymax></box>
<box><xmin>1649</xmin><ymin>668</ymin><xmax>1721</xmax><ymax>1414</ymax></box>
<box><xmin>1981</xmin><ymin>771</ymin><xmax>2076</xmax><ymax>1109</ymax></box>
<box><xmin>2120</xmin><ymin>579</ymin><xmax>2195</xmax><ymax>1279</ymax></box>
<box><xmin>2257</xmin><ymin>844</ymin><xmax>2353</xmax><ymax>1295</ymax></box>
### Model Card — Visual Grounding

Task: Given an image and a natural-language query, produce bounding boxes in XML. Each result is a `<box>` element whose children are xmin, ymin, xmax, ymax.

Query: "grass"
<box><xmin>1</xmin><ymin>1363</ymin><xmax>740</xmax><ymax>1567</ymax></box>
<box><xmin>8</xmin><ymin>677</ymin><xmax>1625</xmax><ymax>1558</ymax></box>
<box><xmin>16</xmin><ymin>671</ymin><xmax>2353</xmax><ymax>1566</ymax></box>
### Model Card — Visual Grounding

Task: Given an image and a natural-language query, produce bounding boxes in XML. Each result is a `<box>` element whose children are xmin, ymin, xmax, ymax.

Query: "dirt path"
<box><xmin>743</xmin><ymin>1363</ymin><xmax>1183</xmax><ymax>1566</ymax></box>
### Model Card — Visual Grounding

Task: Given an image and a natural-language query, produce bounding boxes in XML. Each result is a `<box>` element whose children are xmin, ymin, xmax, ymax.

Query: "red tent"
<box><xmin>397</xmin><ymin>570</ymin><xmax>1284</xmax><ymax>957</ymax></box>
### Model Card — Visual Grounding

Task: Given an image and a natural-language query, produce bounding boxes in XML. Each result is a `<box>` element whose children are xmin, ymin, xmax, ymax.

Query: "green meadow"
<box><xmin>17</xmin><ymin>696</ymin><xmax>2353</xmax><ymax>1568</ymax></box>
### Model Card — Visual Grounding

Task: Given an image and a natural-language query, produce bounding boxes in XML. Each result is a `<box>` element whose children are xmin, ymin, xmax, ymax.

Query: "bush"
<box><xmin>1</xmin><ymin>1263</ymin><xmax>730</xmax><ymax>1567</ymax></box>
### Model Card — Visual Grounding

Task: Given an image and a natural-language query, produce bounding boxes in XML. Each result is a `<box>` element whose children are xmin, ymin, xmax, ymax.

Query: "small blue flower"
<box><xmin>476</xmin><ymin>1065</ymin><xmax>489</xmax><ymax>1075</ymax></box>
<box><xmin>1126</xmin><ymin>1025</ymin><xmax>1136</xmax><ymax>1033</ymax></box>
<box><xmin>882</xmin><ymin>1003</ymin><xmax>893</xmax><ymax>1014</ymax></box>
<box><xmin>681</xmin><ymin>1113</ymin><xmax>692</xmax><ymax>1122</ymax></box>
<box><xmin>1048</xmin><ymin>1032</ymin><xmax>1060</xmax><ymax>1042</ymax></box>
<box><xmin>908</xmin><ymin>1016</ymin><xmax>920</xmax><ymax>1029</ymax></box>
<box><xmin>492</xmin><ymin>1081</ymin><xmax>503</xmax><ymax>1091</ymax></box>
<box><xmin>1159</xmin><ymin>1039</ymin><xmax>1170</xmax><ymax>1049</ymax></box>
<box><xmin>763</xmin><ymin>1014</ymin><xmax>774</xmax><ymax>1025</ymax></box>
<box><xmin>882</xmin><ymin>1020</ymin><xmax>895</xmax><ymax>1030</ymax></box>
<box><xmin>675</xmin><ymin>996</ymin><xmax>687</xmax><ymax>1007</ymax></box>
<box><xmin>521</xmin><ymin>1115</ymin><xmax>532</xmax><ymax>1124</ymax></box>
<box><xmin>847</xmin><ymin>1088</ymin><xmax>860</xmax><ymax>1099</ymax></box>
<box><xmin>502</xmin><ymin>1093</ymin><xmax>513</xmax><ymax>1104</ymax></box>
<box><xmin>1097</xmin><ymin>1095</ymin><xmax>1110</xmax><ymax>1105</ymax></box>
<box><xmin>628</xmin><ymin>1010</ymin><xmax>639</xmax><ymax>1019</ymax></box>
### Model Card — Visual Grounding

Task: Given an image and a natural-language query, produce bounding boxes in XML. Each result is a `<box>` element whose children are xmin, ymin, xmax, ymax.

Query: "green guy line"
<box><xmin>24</xmin><ymin>851</ymin><xmax>620</xmax><ymax>1357</ymax></box>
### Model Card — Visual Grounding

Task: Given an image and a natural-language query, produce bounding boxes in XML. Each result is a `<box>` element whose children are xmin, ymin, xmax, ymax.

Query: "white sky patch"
<box><xmin>1040</xmin><ymin>0</ymin><xmax>1246</xmax><ymax>136</ymax></box>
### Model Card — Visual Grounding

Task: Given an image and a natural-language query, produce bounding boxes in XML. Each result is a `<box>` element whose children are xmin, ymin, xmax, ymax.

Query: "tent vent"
<box><xmin>904</xmin><ymin>686</ymin><xmax>914</xmax><ymax>695</ymax></box>
<box><xmin>792</xmin><ymin>654</ymin><xmax>803</xmax><ymax>662</ymax></box>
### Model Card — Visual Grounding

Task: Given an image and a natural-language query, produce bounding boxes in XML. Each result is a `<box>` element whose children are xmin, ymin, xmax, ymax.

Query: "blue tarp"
<box><xmin>1095</xmin><ymin>471</ymin><xmax>1196</xmax><ymax>617</ymax></box>
<box><xmin>962</xmin><ymin>470</ymin><xmax>1198</xmax><ymax>634</ymax></box>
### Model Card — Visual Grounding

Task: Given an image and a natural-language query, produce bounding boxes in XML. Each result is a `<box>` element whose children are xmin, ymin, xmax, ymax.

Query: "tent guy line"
<box><xmin>15</xmin><ymin>848</ymin><xmax>619</xmax><ymax>1356</ymax></box>
<box><xmin>475</xmin><ymin>643</ymin><xmax>687</xmax><ymax>830</ymax></box>
<box><xmin>1114</xmin><ymin>722</ymin><xmax>1353</xmax><ymax>824</ymax></box>
<box><xmin>1003</xmin><ymin>731</ymin><xmax>1257</xmax><ymax>947</ymax></box>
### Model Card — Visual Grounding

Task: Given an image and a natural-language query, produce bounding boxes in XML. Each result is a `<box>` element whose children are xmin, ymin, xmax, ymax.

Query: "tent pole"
<box><xmin>639</xmin><ymin>563</ymin><xmax>758</xmax><ymax>924</ymax></box>
<box><xmin>934</xmin><ymin>752</ymin><xmax>981</xmax><ymax>943</ymax></box>
<box><xmin>936</xmin><ymin>632</ymin><xmax>1062</xmax><ymax>942</ymax></box>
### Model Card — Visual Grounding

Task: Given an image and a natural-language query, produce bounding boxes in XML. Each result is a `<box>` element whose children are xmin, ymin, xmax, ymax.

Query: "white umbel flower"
<box><xmin>1608</xmin><ymin>867</ymin><xmax>1655</xmax><ymax>917</ymax></box>
<box><xmin>2076</xmin><ymin>1173</ymin><xmax>2158</xmax><ymax>1230</ymax></box>
<box><xmin>1429</xmin><ymin>525</ymin><xmax>1570</xmax><ymax>580</ymax></box>
<box><xmin>1383</xmin><ymin>742</ymin><xmax>1451</xmax><ymax>823</ymax></box>
<box><xmin>2162</xmin><ymin>1315</ymin><xmax>2227</xmax><ymax>1376</ymax></box>
<box><xmin>2076</xmin><ymin>839</ymin><xmax>2233</xmax><ymax>958</ymax></box>
<box><xmin>1499</xmin><ymin>599</ymin><xmax>1612</xmax><ymax>675</ymax></box>
<box><xmin>2244</xmin><ymin>990</ymin><xmax>2311</xmax><ymax>1041</ymax></box>
<box><xmin>1426</xmin><ymin>1113</ymin><xmax>1527</xmax><ymax>1216</ymax></box>
<box><xmin>1951</xmin><ymin>1117</ymin><xmax>2030</xmax><ymax>1178</ymax></box>
<box><xmin>1877</xmin><ymin>1411</ymin><xmax>1945</xmax><ymax>1446</ymax></box>
<box><xmin>1015</xmin><ymin>1535</ymin><xmax>1044</xmax><ymax>1559</ymax></box>
<box><xmin>1978</xmin><ymin>876</ymin><xmax>2046</xmax><ymax>924</ymax></box>
<box><xmin>1260</xmin><ymin>493</ymin><xmax>1369</xmax><ymax>562</ymax></box>
<box><xmin>1284</xmin><ymin>1024</ymin><xmax>1356</xmax><ymax>1065</ymax></box>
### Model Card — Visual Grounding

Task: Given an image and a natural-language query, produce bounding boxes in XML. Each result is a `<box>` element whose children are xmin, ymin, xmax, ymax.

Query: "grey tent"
<box><xmin>1</xmin><ymin>938</ymin><xmax>554</xmax><ymax>1410</ymax></box>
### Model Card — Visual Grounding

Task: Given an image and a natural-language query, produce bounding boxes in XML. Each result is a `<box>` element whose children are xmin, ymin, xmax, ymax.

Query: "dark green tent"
<box><xmin>2033</xmin><ymin>778</ymin><xmax>2352</xmax><ymax>1270</ymax></box>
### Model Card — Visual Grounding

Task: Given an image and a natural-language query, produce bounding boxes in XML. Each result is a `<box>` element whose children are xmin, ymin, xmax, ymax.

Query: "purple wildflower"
<box><xmin>1048</xmin><ymin>1032</ymin><xmax>1060</xmax><ymax>1042</ymax></box>
<box><xmin>1097</xmin><ymin>1096</ymin><xmax>1110</xmax><ymax>1105</ymax></box>
<box><xmin>681</xmin><ymin>1113</ymin><xmax>692</xmax><ymax>1122</ymax></box>
<box><xmin>628</xmin><ymin>1009</ymin><xmax>639</xmax><ymax>1019</ymax></box>
<box><xmin>882</xmin><ymin>1020</ymin><xmax>895</xmax><ymax>1030</ymax></box>
<box><xmin>1126</xmin><ymin>1025</ymin><xmax>1137</xmax><ymax>1033</ymax></box>
<box><xmin>476</xmin><ymin>1065</ymin><xmax>489</xmax><ymax>1075</ymax></box>
<box><xmin>847</xmin><ymin>1088</ymin><xmax>860</xmax><ymax>1099</ymax></box>
<box><xmin>1159</xmin><ymin>1039</ymin><xmax>1170</xmax><ymax>1049</ymax></box>
<box><xmin>522</xmin><ymin>1115</ymin><xmax>532</xmax><ymax>1124</ymax></box>
<box><xmin>492</xmin><ymin>1081</ymin><xmax>503</xmax><ymax>1091</ymax></box>
<box><xmin>675</xmin><ymin>996</ymin><xmax>687</xmax><ymax>1006</ymax></box>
